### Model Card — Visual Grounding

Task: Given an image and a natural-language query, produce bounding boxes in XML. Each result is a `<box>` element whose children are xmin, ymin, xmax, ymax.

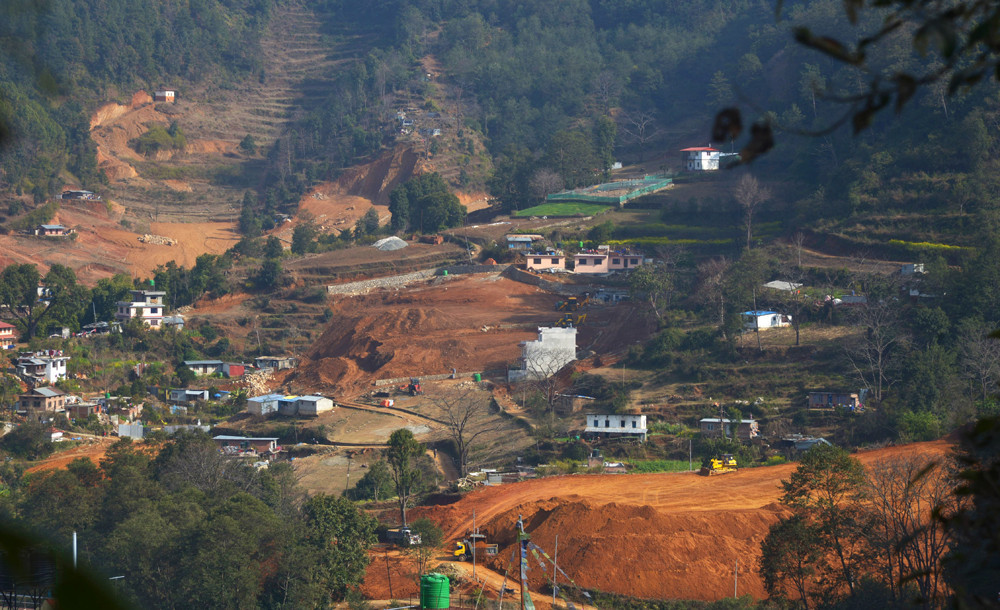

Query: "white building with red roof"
<box><xmin>680</xmin><ymin>146</ymin><xmax>720</xmax><ymax>171</ymax></box>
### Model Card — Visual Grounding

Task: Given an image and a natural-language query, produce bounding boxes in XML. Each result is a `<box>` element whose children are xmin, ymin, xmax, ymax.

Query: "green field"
<box><xmin>514</xmin><ymin>202</ymin><xmax>612</xmax><ymax>217</ymax></box>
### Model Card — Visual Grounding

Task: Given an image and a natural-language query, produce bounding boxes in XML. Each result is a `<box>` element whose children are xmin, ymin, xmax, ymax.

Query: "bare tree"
<box><xmin>592</xmin><ymin>71</ymin><xmax>622</xmax><ymax>114</ymax></box>
<box><xmin>865</xmin><ymin>456</ymin><xmax>956</xmax><ymax>607</ymax></box>
<box><xmin>958</xmin><ymin>324</ymin><xmax>1000</xmax><ymax>403</ymax></box>
<box><xmin>696</xmin><ymin>257</ymin><xmax>732</xmax><ymax>340</ymax></box>
<box><xmin>433</xmin><ymin>389</ymin><xmax>503</xmax><ymax>477</ymax></box>
<box><xmin>792</xmin><ymin>231</ymin><xmax>807</xmax><ymax>268</ymax></box>
<box><xmin>845</xmin><ymin>301</ymin><xmax>906</xmax><ymax>404</ymax></box>
<box><xmin>734</xmin><ymin>174</ymin><xmax>771</xmax><ymax>250</ymax></box>
<box><xmin>618</xmin><ymin>109</ymin><xmax>660</xmax><ymax>162</ymax></box>
<box><xmin>529</xmin><ymin>169</ymin><xmax>564</xmax><ymax>201</ymax></box>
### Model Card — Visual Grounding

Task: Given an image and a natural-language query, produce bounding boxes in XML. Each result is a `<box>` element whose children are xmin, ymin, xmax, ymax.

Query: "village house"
<box><xmin>16</xmin><ymin>351</ymin><xmax>69</xmax><ymax>384</ymax></box>
<box><xmin>296</xmin><ymin>395</ymin><xmax>334</xmax><ymax>416</ymax></box>
<box><xmin>808</xmin><ymin>391</ymin><xmax>864</xmax><ymax>412</ymax></box>
<box><xmin>742</xmin><ymin>310</ymin><xmax>792</xmax><ymax>330</ymax></box>
<box><xmin>183</xmin><ymin>360</ymin><xmax>224</xmax><ymax>376</ymax></box>
<box><xmin>154</xmin><ymin>89</ymin><xmax>176</xmax><ymax>103</ymax></box>
<box><xmin>162</xmin><ymin>315</ymin><xmax>185</xmax><ymax>330</ymax></box>
<box><xmin>680</xmin><ymin>146</ymin><xmax>720</xmax><ymax>171</ymax></box>
<box><xmin>509</xmin><ymin>327</ymin><xmax>577</xmax><ymax>382</ymax></box>
<box><xmin>584</xmin><ymin>414</ymin><xmax>648</xmax><ymax>441</ymax></box>
<box><xmin>699</xmin><ymin>417</ymin><xmax>760</xmax><ymax>442</ymax></box>
<box><xmin>506</xmin><ymin>234</ymin><xmax>545</xmax><ymax>250</ymax></box>
<box><xmin>213</xmin><ymin>435</ymin><xmax>280</xmax><ymax>458</ymax></box>
<box><xmin>254</xmin><ymin>356</ymin><xmax>298</xmax><ymax>371</ymax></box>
<box><xmin>34</xmin><ymin>224</ymin><xmax>72</xmax><ymax>237</ymax></box>
<box><xmin>763</xmin><ymin>280</ymin><xmax>802</xmax><ymax>292</ymax></box>
<box><xmin>17</xmin><ymin>387</ymin><xmax>67</xmax><ymax>421</ymax></box>
<box><xmin>116</xmin><ymin>289</ymin><xmax>167</xmax><ymax>328</ymax></box>
<box><xmin>66</xmin><ymin>401</ymin><xmax>102</xmax><ymax>421</ymax></box>
<box><xmin>525</xmin><ymin>250</ymin><xmax>567</xmax><ymax>272</ymax></box>
<box><xmin>247</xmin><ymin>394</ymin><xmax>282</xmax><ymax>417</ymax></box>
<box><xmin>0</xmin><ymin>322</ymin><xmax>16</xmax><ymax>348</ymax></box>
<box><xmin>169</xmin><ymin>388</ymin><xmax>210</xmax><ymax>404</ymax></box>
<box><xmin>574</xmin><ymin>246</ymin><xmax>644</xmax><ymax>274</ymax></box>
<box><xmin>60</xmin><ymin>190</ymin><xmax>100</xmax><ymax>201</ymax></box>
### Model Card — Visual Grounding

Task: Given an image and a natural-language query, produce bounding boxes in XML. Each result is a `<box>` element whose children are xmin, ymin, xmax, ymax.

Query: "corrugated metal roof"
<box><xmin>680</xmin><ymin>147</ymin><xmax>718</xmax><ymax>152</ymax></box>
<box><xmin>184</xmin><ymin>360</ymin><xmax>224</xmax><ymax>366</ymax></box>
<box><xmin>34</xmin><ymin>387</ymin><xmax>64</xmax><ymax>397</ymax></box>
<box><xmin>213</xmin><ymin>435</ymin><xmax>279</xmax><ymax>441</ymax></box>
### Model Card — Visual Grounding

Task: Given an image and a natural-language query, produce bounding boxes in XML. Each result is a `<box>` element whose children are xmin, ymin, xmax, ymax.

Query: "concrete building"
<box><xmin>34</xmin><ymin>224</ymin><xmax>72</xmax><ymax>237</ymax></box>
<box><xmin>699</xmin><ymin>417</ymin><xmax>760</xmax><ymax>442</ymax></box>
<box><xmin>154</xmin><ymin>89</ymin><xmax>176</xmax><ymax>103</ymax></box>
<box><xmin>169</xmin><ymin>388</ymin><xmax>210</xmax><ymax>404</ymax></box>
<box><xmin>680</xmin><ymin>147</ymin><xmax>720</xmax><ymax>171</ymax></box>
<box><xmin>584</xmin><ymin>414</ymin><xmax>648</xmax><ymax>441</ymax></box>
<box><xmin>574</xmin><ymin>246</ymin><xmax>644</xmax><ymax>274</ymax></box>
<box><xmin>184</xmin><ymin>360</ymin><xmax>224</xmax><ymax>376</ymax></box>
<box><xmin>277</xmin><ymin>396</ymin><xmax>299</xmax><ymax>416</ymax></box>
<box><xmin>525</xmin><ymin>251</ymin><xmax>567</xmax><ymax>272</ymax></box>
<box><xmin>213</xmin><ymin>435</ymin><xmax>280</xmax><ymax>457</ymax></box>
<box><xmin>296</xmin><ymin>395</ymin><xmax>334</xmax><ymax>416</ymax></box>
<box><xmin>509</xmin><ymin>327</ymin><xmax>577</xmax><ymax>382</ymax></box>
<box><xmin>116</xmin><ymin>290</ymin><xmax>166</xmax><ymax>328</ymax></box>
<box><xmin>16</xmin><ymin>351</ymin><xmax>69</xmax><ymax>384</ymax></box>
<box><xmin>17</xmin><ymin>387</ymin><xmax>67</xmax><ymax>421</ymax></box>
<box><xmin>742</xmin><ymin>310</ymin><xmax>791</xmax><ymax>330</ymax></box>
<box><xmin>0</xmin><ymin>321</ymin><xmax>15</xmax><ymax>348</ymax></box>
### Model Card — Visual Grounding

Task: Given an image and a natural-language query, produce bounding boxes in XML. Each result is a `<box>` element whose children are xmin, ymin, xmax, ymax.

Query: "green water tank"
<box><xmin>443</xmin><ymin>269</ymin><xmax>449</xmax><ymax>276</ymax></box>
<box><xmin>420</xmin><ymin>573</ymin><xmax>450</xmax><ymax>609</ymax></box>
<box><xmin>474</xmin><ymin>373</ymin><xmax>482</xmax><ymax>382</ymax></box>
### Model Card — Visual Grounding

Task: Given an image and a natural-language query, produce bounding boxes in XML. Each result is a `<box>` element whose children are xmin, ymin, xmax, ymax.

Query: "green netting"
<box><xmin>545</xmin><ymin>174</ymin><xmax>673</xmax><ymax>206</ymax></box>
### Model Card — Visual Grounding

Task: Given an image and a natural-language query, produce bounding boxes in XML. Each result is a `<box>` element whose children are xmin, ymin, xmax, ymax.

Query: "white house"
<box><xmin>184</xmin><ymin>360</ymin><xmax>224</xmax><ymax>376</ymax></box>
<box><xmin>16</xmin><ymin>351</ymin><xmax>69</xmax><ymax>384</ymax></box>
<box><xmin>154</xmin><ymin>89</ymin><xmax>176</xmax><ymax>103</ymax></box>
<box><xmin>509</xmin><ymin>327</ymin><xmax>577</xmax><ymax>382</ymax></box>
<box><xmin>742</xmin><ymin>310</ymin><xmax>791</xmax><ymax>330</ymax></box>
<box><xmin>296</xmin><ymin>395</ymin><xmax>334</xmax><ymax>416</ymax></box>
<box><xmin>680</xmin><ymin>147</ymin><xmax>720</xmax><ymax>171</ymax></box>
<box><xmin>584</xmin><ymin>414</ymin><xmax>648</xmax><ymax>441</ymax></box>
<box><xmin>247</xmin><ymin>394</ymin><xmax>282</xmax><ymax>417</ymax></box>
<box><xmin>116</xmin><ymin>290</ymin><xmax>167</xmax><ymax>328</ymax></box>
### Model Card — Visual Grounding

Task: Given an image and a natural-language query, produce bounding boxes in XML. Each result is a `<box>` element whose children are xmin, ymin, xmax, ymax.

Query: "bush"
<box><xmin>1</xmin><ymin>422</ymin><xmax>54</xmax><ymax>460</ymax></box>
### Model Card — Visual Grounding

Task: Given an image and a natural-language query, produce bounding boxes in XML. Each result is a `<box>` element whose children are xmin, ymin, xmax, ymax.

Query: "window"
<box><xmin>151</xmin><ymin>308</ymin><xmax>159</xmax><ymax>314</ymax></box>
<box><xmin>533</xmin><ymin>258</ymin><xmax>542</xmax><ymax>264</ymax></box>
<box><xmin>605</xmin><ymin>419</ymin><xmax>610</xmax><ymax>428</ymax></box>
<box><xmin>620</xmin><ymin>420</ymin><xmax>625</xmax><ymax>427</ymax></box>
<box><xmin>594</xmin><ymin>419</ymin><xmax>599</xmax><ymax>427</ymax></box>
<box><xmin>579</xmin><ymin>259</ymin><xmax>588</xmax><ymax>265</ymax></box>
<box><xmin>632</xmin><ymin>420</ymin><xmax>637</xmax><ymax>428</ymax></box>
<box><xmin>630</xmin><ymin>258</ymin><xmax>639</xmax><ymax>264</ymax></box>
<box><xmin>706</xmin><ymin>423</ymin><xmax>715</xmax><ymax>431</ymax></box>
<box><xmin>551</xmin><ymin>258</ymin><xmax>559</xmax><ymax>264</ymax></box>
<box><xmin>612</xmin><ymin>258</ymin><xmax>620</xmax><ymax>265</ymax></box>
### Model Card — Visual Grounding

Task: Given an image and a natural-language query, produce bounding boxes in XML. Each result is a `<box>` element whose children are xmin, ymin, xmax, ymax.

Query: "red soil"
<box><xmin>402</xmin><ymin>439</ymin><xmax>952</xmax><ymax>603</ymax></box>
<box><xmin>291</xmin><ymin>275</ymin><xmax>654</xmax><ymax>395</ymax></box>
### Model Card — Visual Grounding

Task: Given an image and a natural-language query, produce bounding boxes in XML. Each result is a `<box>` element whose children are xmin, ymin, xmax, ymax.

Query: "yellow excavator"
<box><xmin>700</xmin><ymin>454</ymin><xmax>737</xmax><ymax>476</ymax></box>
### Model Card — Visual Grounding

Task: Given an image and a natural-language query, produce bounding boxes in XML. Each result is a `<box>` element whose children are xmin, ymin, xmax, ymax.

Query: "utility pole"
<box><xmin>734</xmin><ymin>559</ymin><xmax>738</xmax><ymax>597</ymax></box>
<box><xmin>689</xmin><ymin>438</ymin><xmax>692</xmax><ymax>471</ymax></box>
<box><xmin>472</xmin><ymin>510</ymin><xmax>477</xmax><ymax>581</ymax></box>
<box><xmin>552</xmin><ymin>534</ymin><xmax>559</xmax><ymax>606</ymax></box>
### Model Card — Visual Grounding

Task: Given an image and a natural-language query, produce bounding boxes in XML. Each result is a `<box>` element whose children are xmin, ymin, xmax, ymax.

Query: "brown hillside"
<box><xmin>411</xmin><ymin>439</ymin><xmax>952</xmax><ymax>603</ymax></box>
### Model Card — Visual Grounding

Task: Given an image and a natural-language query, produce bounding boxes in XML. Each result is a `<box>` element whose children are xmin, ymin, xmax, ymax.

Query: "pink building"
<box><xmin>573</xmin><ymin>246</ymin><xmax>644</xmax><ymax>274</ymax></box>
<box><xmin>526</xmin><ymin>251</ymin><xmax>566</xmax><ymax>271</ymax></box>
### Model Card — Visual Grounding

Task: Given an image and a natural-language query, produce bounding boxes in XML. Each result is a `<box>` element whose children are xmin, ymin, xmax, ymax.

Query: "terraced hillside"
<box><xmin>100</xmin><ymin>2</ymin><xmax>376</xmax><ymax>223</ymax></box>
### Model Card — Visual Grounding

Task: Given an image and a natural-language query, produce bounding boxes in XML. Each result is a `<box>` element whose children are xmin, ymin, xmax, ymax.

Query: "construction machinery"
<box><xmin>700</xmin><ymin>454</ymin><xmax>737</xmax><ymax>476</ymax></box>
<box><xmin>555</xmin><ymin>293</ymin><xmax>591</xmax><ymax>312</ymax></box>
<box><xmin>385</xmin><ymin>527</ymin><xmax>422</xmax><ymax>546</ymax></box>
<box><xmin>453</xmin><ymin>533</ymin><xmax>498</xmax><ymax>561</ymax></box>
<box><xmin>398</xmin><ymin>377</ymin><xmax>423</xmax><ymax>396</ymax></box>
<box><xmin>553</xmin><ymin>313</ymin><xmax>587</xmax><ymax>327</ymax></box>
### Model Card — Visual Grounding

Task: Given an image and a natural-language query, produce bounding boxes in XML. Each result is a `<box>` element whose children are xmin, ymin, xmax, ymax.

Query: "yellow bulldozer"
<box><xmin>700</xmin><ymin>454</ymin><xmax>737</xmax><ymax>476</ymax></box>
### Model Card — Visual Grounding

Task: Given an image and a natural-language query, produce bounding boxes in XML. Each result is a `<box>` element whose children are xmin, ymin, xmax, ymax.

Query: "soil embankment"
<box><xmin>408</xmin><ymin>439</ymin><xmax>952</xmax><ymax>602</ymax></box>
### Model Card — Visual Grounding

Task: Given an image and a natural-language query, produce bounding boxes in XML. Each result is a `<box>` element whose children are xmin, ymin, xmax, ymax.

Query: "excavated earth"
<box><xmin>288</xmin><ymin>274</ymin><xmax>654</xmax><ymax>396</ymax></box>
<box><xmin>403</xmin><ymin>439</ymin><xmax>952</xmax><ymax>603</ymax></box>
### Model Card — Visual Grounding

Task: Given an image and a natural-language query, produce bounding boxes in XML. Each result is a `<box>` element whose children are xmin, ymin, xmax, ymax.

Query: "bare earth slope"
<box><xmin>414</xmin><ymin>439</ymin><xmax>952</xmax><ymax>602</ymax></box>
